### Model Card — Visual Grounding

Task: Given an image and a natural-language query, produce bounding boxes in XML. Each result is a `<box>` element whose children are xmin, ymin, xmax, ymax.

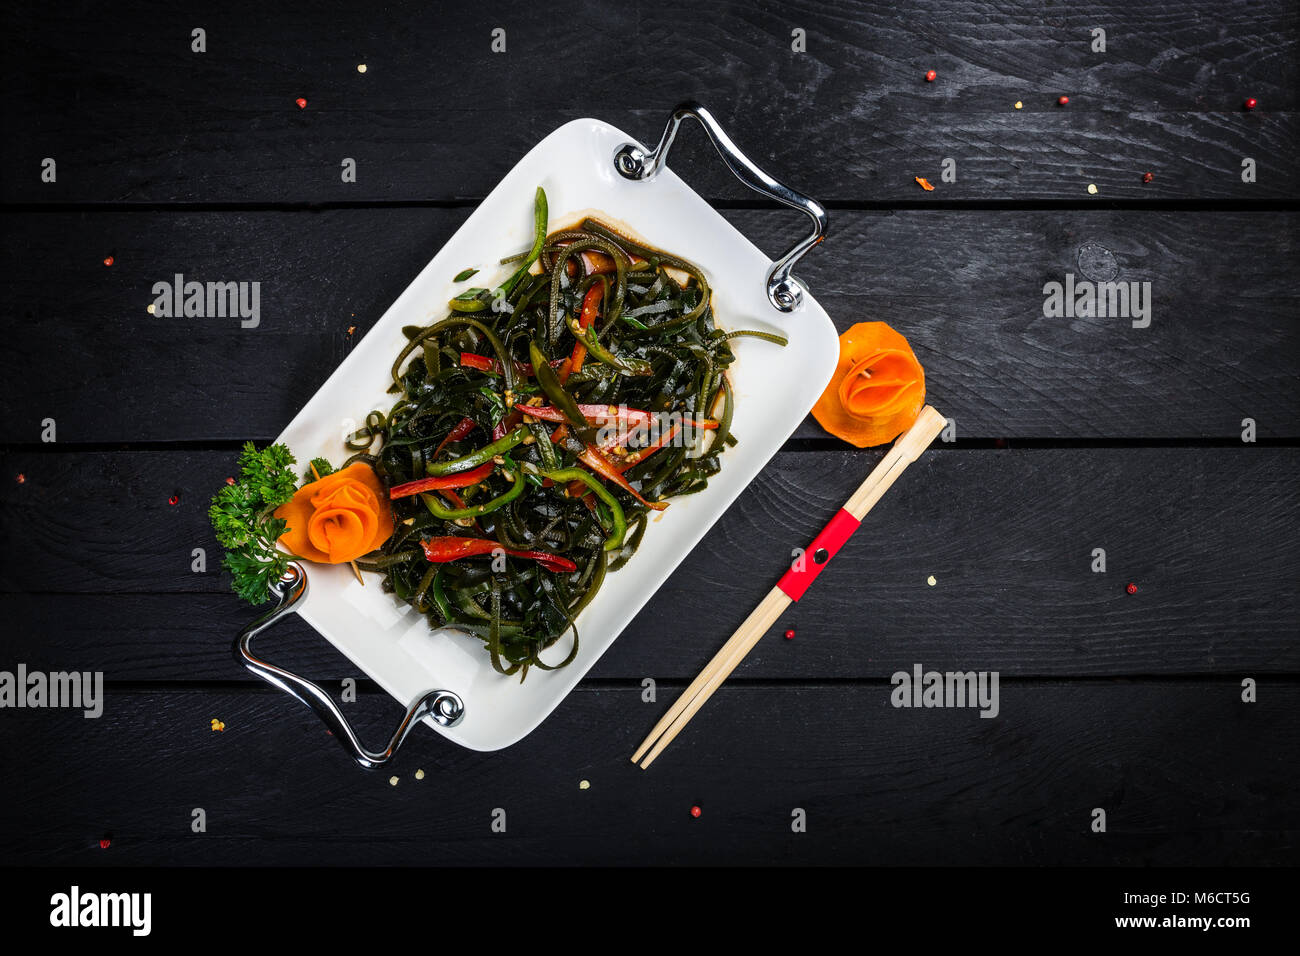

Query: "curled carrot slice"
<box><xmin>811</xmin><ymin>322</ymin><xmax>925</xmax><ymax>448</ymax></box>
<box><xmin>274</xmin><ymin>462</ymin><xmax>394</xmax><ymax>564</ymax></box>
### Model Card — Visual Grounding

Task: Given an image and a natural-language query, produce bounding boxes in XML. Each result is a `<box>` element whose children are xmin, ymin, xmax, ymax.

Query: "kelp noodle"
<box><xmin>349</xmin><ymin>187</ymin><xmax>787</xmax><ymax>681</ymax></box>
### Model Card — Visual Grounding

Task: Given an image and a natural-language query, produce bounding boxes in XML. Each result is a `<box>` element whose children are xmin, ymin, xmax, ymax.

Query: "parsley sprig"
<box><xmin>307</xmin><ymin>457</ymin><xmax>334</xmax><ymax>481</ymax></box>
<box><xmin>209</xmin><ymin>442</ymin><xmax>300</xmax><ymax>604</ymax></box>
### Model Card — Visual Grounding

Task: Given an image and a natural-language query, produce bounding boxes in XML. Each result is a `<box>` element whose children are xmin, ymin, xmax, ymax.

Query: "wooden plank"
<box><xmin>2</xmin><ymin>447</ymin><xmax>1295</xmax><ymax>678</ymax></box>
<box><xmin>0</xmin><ymin>682</ymin><xmax>1292</xmax><ymax>865</ymax></box>
<box><xmin>1</xmin><ymin>208</ymin><xmax>1295</xmax><ymax>443</ymax></box>
<box><xmin>2</xmin><ymin>0</ymin><xmax>1295</xmax><ymax>204</ymax></box>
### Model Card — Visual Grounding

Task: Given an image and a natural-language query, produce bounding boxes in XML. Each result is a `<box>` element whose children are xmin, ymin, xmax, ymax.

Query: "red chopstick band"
<box><xmin>776</xmin><ymin>508</ymin><xmax>862</xmax><ymax>602</ymax></box>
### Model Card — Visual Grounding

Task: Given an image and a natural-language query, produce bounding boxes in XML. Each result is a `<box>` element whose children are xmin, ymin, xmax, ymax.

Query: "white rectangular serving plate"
<box><xmin>274</xmin><ymin>116</ymin><xmax>840</xmax><ymax>751</ymax></box>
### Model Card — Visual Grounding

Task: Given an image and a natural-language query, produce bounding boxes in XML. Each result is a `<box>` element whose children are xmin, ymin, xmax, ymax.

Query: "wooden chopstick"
<box><xmin>632</xmin><ymin>405</ymin><xmax>948</xmax><ymax>769</ymax></box>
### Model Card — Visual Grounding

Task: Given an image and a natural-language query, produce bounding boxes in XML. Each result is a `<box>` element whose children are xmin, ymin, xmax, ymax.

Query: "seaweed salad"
<box><xmin>344</xmin><ymin>187</ymin><xmax>786</xmax><ymax>680</ymax></box>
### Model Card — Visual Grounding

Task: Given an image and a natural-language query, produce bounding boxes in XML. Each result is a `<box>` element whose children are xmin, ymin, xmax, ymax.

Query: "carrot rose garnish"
<box><xmin>274</xmin><ymin>462</ymin><xmax>394</xmax><ymax>564</ymax></box>
<box><xmin>811</xmin><ymin>321</ymin><xmax>926</xmax><ymax>448</ymax></box>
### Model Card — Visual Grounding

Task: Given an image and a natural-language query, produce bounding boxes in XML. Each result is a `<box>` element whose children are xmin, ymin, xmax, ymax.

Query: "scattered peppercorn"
<box><xmin>784</xmin><ymin>629</ymin><xmax>795</xmax><ymax>640</ymax></box>
<box><xmin>690</xmin><ymin>805</ymin><xmax>702</xmax><ymax>818</ymax></box>
<box><xmin>1244</xmin><ymin>98</ymin><xmax>1257</xmax><ymax>110</ymax></box>
<box><xmin>15</xmin><ymin>473</ymin><xmax>24</xmax><ymax>484</ymax></box>
<box><xmin>925</xmin><ymin>70</ymin><xmax>937</xmax><ymax>82</ymax></box>
<box><xmin>1058</xmin><ymin>96</ymin><xmax>1069</xmax><ymax>106</ymax></box>
<box><xmin>295</xmin><ymin>97</ymin><xmax>308</xmax><ymax>109</ymax></box>
<box><xmin>103</xmin><ymin>256</ymin><xmax>114</xmax><ymax>267</ymax></box>
<box><xmin>1126</xmin><ymin>582</ymin><xmax>1138</xmax><ymax>595</ymax></box>
<box><xmin>1142</xmin><ymin>172</ymin><xmax>1154</xmax><ymax>183</ymax></box>
<box><xmin>168</xmin><ymin>494</ymin><xmax>180</xmax><ymax>506</ymax></box>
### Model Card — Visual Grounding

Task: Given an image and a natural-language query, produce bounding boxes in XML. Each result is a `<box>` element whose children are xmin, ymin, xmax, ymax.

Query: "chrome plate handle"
<box><xmin>234</xmin><ymin>562</ymin><xmax>464</xmax><ymax>770</ymax></box>
<box><xmin>614</xmin><ymin>100</ymin><xmax>828</xmax><ymax>313</ymax></box>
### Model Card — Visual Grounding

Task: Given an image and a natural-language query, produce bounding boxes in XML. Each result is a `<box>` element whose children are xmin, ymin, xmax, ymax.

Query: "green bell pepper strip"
<box><xmin>529</xmin><ymin>340</ymin><xmax>597</xmax><ymax>442</ymax></box>
<box><xmin>425</xmin><ymin>426</ymin><xmax>527</xmax><ymax>476</ymax></box>
<box><xmin>565</xmin><ymin>316</ymin><xmax>654</xmax><ymax>376</ymax></box>
<box><xmin>539</xmin><ymin>467</ymin><xmax>627</xmax><ymax>551</ymax></box>
<box><xmin>494</xmin><ymin>187</ymin><xmax>548</xmax><ymax>300</ymax></box>
<box><xmin>448</xmin><ymin>288</ymin><xmax>490</xmax><ymax>312</ymax></box>
<box><xmin>526</xmin><ymin>419</ymin><xmax>561</xmax><ymax>471</ymax></box>
<box><xmin>419</xmin><ymin>460</ymin><xmax>525</xmax><ymax>520</ymax></box>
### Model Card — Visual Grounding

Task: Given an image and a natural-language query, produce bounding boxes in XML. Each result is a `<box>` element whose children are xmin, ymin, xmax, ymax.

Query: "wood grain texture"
<box><xmin>0</xmin><ymin>682</ymin><xmax>1292</xmax><ymax>865</ymax></box>
<box><xmin>2</xmin><ymin>0</ymin><xmax>1295</xmax><ymax>204</ymax></box>
<box><xmin>2</xmin><ymin>447</ymin><xmax>1295</xmax><ymax>679</ymax></box>
<box><xmin>2</xmin><ymin>0</ymin><xmax>1296</xmax><ymax>869</ymax></box>
<box><xmin>1</xmin><ymin>208</ymin><xmax>1295</xmax><ymax>443</ymax></box>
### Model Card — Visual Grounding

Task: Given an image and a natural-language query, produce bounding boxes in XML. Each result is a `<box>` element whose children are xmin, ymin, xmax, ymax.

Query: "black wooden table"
<box><xmin>1</xmin><ymin>1</ymin><xmax>1296</xmax><ymax>869</ymax></box>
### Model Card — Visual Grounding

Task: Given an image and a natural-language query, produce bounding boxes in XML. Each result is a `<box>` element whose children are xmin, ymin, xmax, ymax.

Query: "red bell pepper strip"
<box><xmin>420</xmin><ymin>536</ymin><xmax>578</xmax><ymax>574</ymax></box>
<box><xmin>559</xmin><ymin>285</ymin><xmax>605</xmax><ymax>384</ymax></box>
<box><xmin>433</xmin><ymin>416</ymin><xmax>477</xmax><ymax>460</ymax></box>
<box><xmin>578</xmin><ymin>444</ymin><xmax>668</xmax><ymax>511</ymax></box>
<box><xmin>389</xmin><ymin>462</ymin><xmax>494</xmax><ymax>500</ymax></box>
<box><xmin>460</xmin><ymin>352</ymin><xmax>565</xmax><ymax>377</ymax></box>
<box><xmin>568</xmin><ymin>423</ymin><xmax>686</xmax><ymax>502</ymax></box>
<box><xmin>492</xmin><ymin>408</ymin><xmax>523</xmax><ymax>441</ymax></box>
